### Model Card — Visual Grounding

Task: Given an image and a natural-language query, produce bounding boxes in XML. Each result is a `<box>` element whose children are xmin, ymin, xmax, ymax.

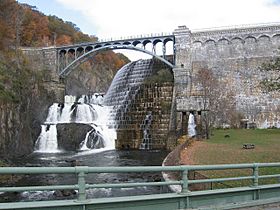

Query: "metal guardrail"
<box><xmin>0</xmin><ymin>163</ymin><xmax>280</xmax><ymax>202</ymax></box>
<box><xmin>98</xmin><ymin>32</ymin><xmax>173</xmax><ymax>42</ymax></box>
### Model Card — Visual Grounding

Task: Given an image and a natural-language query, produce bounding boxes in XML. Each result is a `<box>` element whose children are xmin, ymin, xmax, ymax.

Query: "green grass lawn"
<box><xmin>191</xmin><ymin>129</ymin><xmax>280</xmax><ymax>188</ymax></box>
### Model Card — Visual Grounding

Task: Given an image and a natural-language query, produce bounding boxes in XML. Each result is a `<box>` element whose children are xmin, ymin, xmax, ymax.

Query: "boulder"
<box><xmin>57</xmin><ymin>123</ymin><xmax>92</xmax><ymax>151</ymax></box>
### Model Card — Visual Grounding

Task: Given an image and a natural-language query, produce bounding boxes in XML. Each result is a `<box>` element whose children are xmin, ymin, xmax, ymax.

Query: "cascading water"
<box><xmin>103</xmin><ymin>59</ymin><xmax>157</xmax><ymax>149</ymax></box>
<box><xmin>35</xmin><ymin>125</ymin><xmax>58</xmax><ymax>152</ymax></box>
<box><xmin>35</xmin><ymin>94</ymin><xmax>116</xmax><ymax>153</ymax></box>
<box><xmin>104</xmin><ymin>60</ymin><xmax>154</xmax><ymax>128</ymax></box>
<box><xmin>188</xmin><ymin>113</ymin><xmax>196</xmax><ymax>138</ymax></box>
<box><xmin>78</xmin><ymin>93</ymin><xmax>104</xmax><ymax>104</ymax></box>
<box><xmin>140</xmin><ymin>112</ymin><xmax>153</xmax><ymax>149</ymax></box>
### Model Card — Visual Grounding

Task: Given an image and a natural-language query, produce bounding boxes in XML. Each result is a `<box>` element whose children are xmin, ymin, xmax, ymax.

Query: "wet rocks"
<box><xmin>56</xmin><ymin>123</ymin><xmax>92</xmax><ymax>151</ymax></box>
<box><xmin>53</xmin><ymin>189</ymin><xmax>77</xmax><ymax>198</ymax></box>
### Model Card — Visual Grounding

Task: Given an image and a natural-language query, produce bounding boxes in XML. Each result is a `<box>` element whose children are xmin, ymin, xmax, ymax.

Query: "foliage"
<box><xmin>0</xmin><ymin>0</ymin><xmax>98</xmax><ymax>48</ymax></box>
<box><xmin>259</xmin><ymin>57</ymin><xmax>280</xmax><ymax>92</ymax></box>
<box><xmin>0</xmin><ymin>51</ymin><xmax>41</xmax><ymax>103</ymax></box>
<box><xmin>0</xmin><ymin>0</ymin><xmax>131</xmax><ymax>100</ymax></box>
<box><xmin>65</xmin><ymin>51</ymin><xmax>130</xmax><ymax>94</ymax></box>
<box><xmin>48</xmin><ymin>15</ymin><xmax>97</xmax><ymax>45</ymax></box>
<box><xmin>115</xmin><ymin>53</ymin><xmax>130</xmax><ymax>67</ymax></box>
<box><xmin>0</xmin><ymin>0</ymin><xmax>19</xmax><ymax>49</ymax></box>
<box><xmin>89</xmin><ymin>51</ymin><xmax>130</xmax><ymax>71</ymax></box>
<box><xmin>20</xmin><ymin>8</ymin><xmax>50</xmax><ymax>46</ymax></box>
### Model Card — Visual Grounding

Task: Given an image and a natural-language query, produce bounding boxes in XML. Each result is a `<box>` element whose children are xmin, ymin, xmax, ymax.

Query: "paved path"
<box><xmin>236</xmin><ymin>202</ymin><xmax>280</xmax><ymax>210</ymax></box>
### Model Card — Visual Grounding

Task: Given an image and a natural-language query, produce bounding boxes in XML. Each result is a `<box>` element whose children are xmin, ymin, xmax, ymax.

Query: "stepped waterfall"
<box><xmin>35</xmin><ymin>59</ymin><xmax>172</xmax><ymax>152</ymax></box>
<box><xmin>35</xmin><ymin>94</ymin><xmax>116</xmax><ymax>153</ymax></box>
<box><xmin>104</xmin><ymin>59</ymin><xmax>156</xmax><ymax>149</ymax></box>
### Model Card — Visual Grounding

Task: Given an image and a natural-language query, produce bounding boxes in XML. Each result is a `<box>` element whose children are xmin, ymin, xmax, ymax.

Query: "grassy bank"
<box><xmin>189</xmin><ymin>129</ymin><xmax>280</xmax><ymax>187</ymax></box>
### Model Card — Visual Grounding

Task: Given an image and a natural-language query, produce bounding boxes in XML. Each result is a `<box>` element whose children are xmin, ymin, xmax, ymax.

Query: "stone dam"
<box><xmin>175</xmin><ymin>24</ymin><xmax>280</xmax><ymax>129</ymax></box>
<box><xmin>20</xmin><ymin>23</ymin><xmax>280</xmax><ymax>149</ymax></box>
<box><xmin>104</xmin><ymin>59</ymin><xmax>174</xmax><ymax>149</ymax></box>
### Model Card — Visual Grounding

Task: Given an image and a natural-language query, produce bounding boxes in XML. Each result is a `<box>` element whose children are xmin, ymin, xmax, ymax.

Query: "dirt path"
<box><xmin>180</xmin><ymin>140</ymin><xmax>205</xmax><ymax>165</ymax></box>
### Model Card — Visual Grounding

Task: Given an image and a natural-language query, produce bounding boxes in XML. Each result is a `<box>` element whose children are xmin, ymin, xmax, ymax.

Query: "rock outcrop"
<box><xmin>57</xmin><ymin>123</ymin><xmax>93</xmax><ymax>151</ymax></box>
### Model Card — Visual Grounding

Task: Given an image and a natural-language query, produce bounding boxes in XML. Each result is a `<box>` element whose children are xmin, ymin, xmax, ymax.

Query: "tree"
<box><xmin>21</xmin><ymin>8</ymin><xmax>50</xmax><ymax>47</ymax></box>
<box><xmin>195</xmin><ymin>68</ymin><xmax>217</xmax><ymax>138</ymax></box>
<box><xmin>260</xmin><ymin>57</ymin><xmax>280</xmax><ymax>92</ymax></box>
<box><xmin>195</xmin><ymin>68</ymin><xmax>239</xmax><ymax>138</ymax></box>
<box><xmin>0</xmin><ymin>0</ymin><xmax>19</xmax><ymax>50</ymax></box>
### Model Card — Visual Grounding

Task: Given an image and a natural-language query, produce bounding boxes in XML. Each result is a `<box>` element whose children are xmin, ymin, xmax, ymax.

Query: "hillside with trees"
<box><xmin>0</xmin><ymin>0</ymin><xmax>130</xmax><ymax>157</ymax></box>
<box><xmin>0</xmin><ymin>0</ymin><xmax>96</xmax><ymax>48</ymax></box>
<box><xmin>0</xmin><ymin>0</ymin><xmax>130</xmax><ymax>97</ymax></box>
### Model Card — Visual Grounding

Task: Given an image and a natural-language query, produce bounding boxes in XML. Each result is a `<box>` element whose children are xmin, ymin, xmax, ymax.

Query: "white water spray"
<box><xmin>188</xmin><ymin>113</ymin><xmax>196</xmax><ymax>138</ymax></box>
<box><xmin>35</xmin><ymin>125</ymin><xmax>59</xmax><ymax>153</ymax></box>
<box><xmin>35</xmin><ymin>95</ymin><xmax>116</xmax><ymax>153</ymax></box>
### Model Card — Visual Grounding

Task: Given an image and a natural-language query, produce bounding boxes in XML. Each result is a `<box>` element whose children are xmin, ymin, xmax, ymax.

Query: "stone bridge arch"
<box><xmin>59</xmin><ymin>44</ymin><xmax>175</xmax><ymax>78</ymax></box>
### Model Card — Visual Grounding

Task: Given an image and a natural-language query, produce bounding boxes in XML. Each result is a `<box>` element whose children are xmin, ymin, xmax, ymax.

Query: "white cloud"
<box><xmin>55</xmin><ymin>0</ymin><xmax>280</xmax><ymax>36</ymax></box>
<box><xmin>55</xmin><ymin>0</ymin><xmax>280</xmax><ymax>60</ymax></box>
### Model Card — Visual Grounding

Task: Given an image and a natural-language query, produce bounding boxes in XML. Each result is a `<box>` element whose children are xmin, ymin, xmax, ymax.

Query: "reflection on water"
<box><xmin>1</xmin><ymin>150</ymin><xmax>168</xmax><ymax>202</ymax></box>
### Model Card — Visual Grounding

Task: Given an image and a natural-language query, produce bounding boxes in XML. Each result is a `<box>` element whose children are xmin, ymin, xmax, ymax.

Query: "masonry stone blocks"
<box><xmin>173</xmin><ymin>24</ymin><xmax>280</xmax><ymax>128</ymax></box>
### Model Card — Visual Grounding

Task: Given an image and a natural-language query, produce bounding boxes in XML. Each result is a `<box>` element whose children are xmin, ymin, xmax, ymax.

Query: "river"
<box><xmin>0</xmin><ymin>60</ymin><xmax>172</xmax><ymax>202</ymax></box>
<box><xmin>1</xmin><ymin>149</ymin><xmax>168</xmax><ymax>202</ymax></box>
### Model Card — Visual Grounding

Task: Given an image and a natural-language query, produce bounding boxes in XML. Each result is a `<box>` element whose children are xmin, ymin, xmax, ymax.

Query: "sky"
<box><xmin>17</xmin><ymin>0</ymin><xmax>280</xmax><ymax>60</ymax></box>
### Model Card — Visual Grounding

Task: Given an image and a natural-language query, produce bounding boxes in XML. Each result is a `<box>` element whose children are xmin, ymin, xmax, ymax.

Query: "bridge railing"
<box><xmin>98</xmin><ymin>32</ymin><xmax>173</xmax><ymax>42</ymax></box>
<box><xmin>0</xmin><ymin>163</ymin><xmax>280</xmax><ymax>202</ymax></box>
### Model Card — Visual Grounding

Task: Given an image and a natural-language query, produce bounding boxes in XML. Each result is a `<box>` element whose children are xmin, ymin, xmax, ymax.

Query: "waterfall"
<box><xmin>103</xmin><ymin>59</ymin><xmax>167</xmax><ymax>150</ymax></box>
<box><xmin>35</xmin><ymin>94</ymin><xmax>116</xmax><ymax>153</ymax></box>
<box><xmin>140</xmin><ymin>112</ymin><xmax>153</xmax><ymax>150</ymax></box>
<box><xmin>104</xmin><ymin>60</ymin><xmax>154</xmax><ymax>129</ymax></box>
<box><xmin>188</xmin><ymin>113</ymin><xmax>196</xmax><ymax>138</ymax></box>
<box><xmin>78</xmin><ymin>93</ymin><xmax>104</xmax><ymax>104</ymax></box>
<box><xmin>35</xmin><ymin>125</ymin><xmax>58</xmax><ymax>153</ymax></box>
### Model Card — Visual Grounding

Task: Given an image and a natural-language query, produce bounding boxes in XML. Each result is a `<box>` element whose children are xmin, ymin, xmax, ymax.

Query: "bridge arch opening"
<box><xmin>59</xmin><ymin>44</ymin><xmax>175</xmax><ymax>78</ymax></box>
<box><xmin>144</xmin><ymin>42</ymin><xmax>154</xmax><ymax>54</ymax></box>
<box><xmin>85</xmin><ymin>46</ymin><xmax>93</xmax><ymax>52</ymax></box>
<box><xmin>154</xmin><ymin>42</ymin><xmax>163</xmax><ymax>55</ymax></box>
<box><xmin>135</xmin><ymin>42</ymin><xmax>144</xmax><ymax>49</ymax></box>
<box><xmin>165</xmin><ymin>40</ymin><xmax>174</xmax><ymax>56</ymax></box>
<box><xmin>77</xmin><ymin>47</ymin><xmax>85</xmax><ymax>58</ymax></box>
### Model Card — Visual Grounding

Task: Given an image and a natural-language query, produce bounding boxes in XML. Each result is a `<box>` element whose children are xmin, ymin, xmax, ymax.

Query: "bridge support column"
<box><xmin>167</xmin><ymin>66</ymin><xmax>189</xmax><ymax>149</ymax></box>
<box><xmin>173</xmin><ymin>25</ymin><xmax>192</xmax><ymax>99</ymax></box>
<box><xmin>162</xmin><ymin>44</ymin><xmax>166</xmax><ymax>59</ymax></box>
<box><xmin>173</xmin><ymin>26</ymin><xmax>208</xmax><ymax>140</ymax></box>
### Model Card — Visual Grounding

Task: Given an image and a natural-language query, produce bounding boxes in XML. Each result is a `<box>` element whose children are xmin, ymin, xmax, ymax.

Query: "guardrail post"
<box><xmin>78</xmin><ymin>171</ymin><xmax>86</xmax><ymax>201</ymax></box>
<box><xmin>253</xmin><ymin>163</ymin><xmax>259</xmax><ymax>187</ymax></box>
<box><xmin>252</xmin><ymin>163</ymin><xmax>260</xmax><ymax>200</ymax></box>
<box><xmin>181</xmin><ymin>169</ymin><xmax>189</xmax><ymax>193</ymax></box>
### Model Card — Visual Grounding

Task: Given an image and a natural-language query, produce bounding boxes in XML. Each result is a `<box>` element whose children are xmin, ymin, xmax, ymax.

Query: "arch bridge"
<box><xmin>56</xmin><ymin>34</ymin><xmax>175</xmax><ymax>78</ymax></box>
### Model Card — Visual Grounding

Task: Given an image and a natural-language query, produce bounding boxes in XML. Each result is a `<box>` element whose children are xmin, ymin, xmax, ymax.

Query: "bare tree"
<box><xmin>195</xmin><ymin>68</ymin><xmax>239</xmax><ymax>138</ymax></box>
